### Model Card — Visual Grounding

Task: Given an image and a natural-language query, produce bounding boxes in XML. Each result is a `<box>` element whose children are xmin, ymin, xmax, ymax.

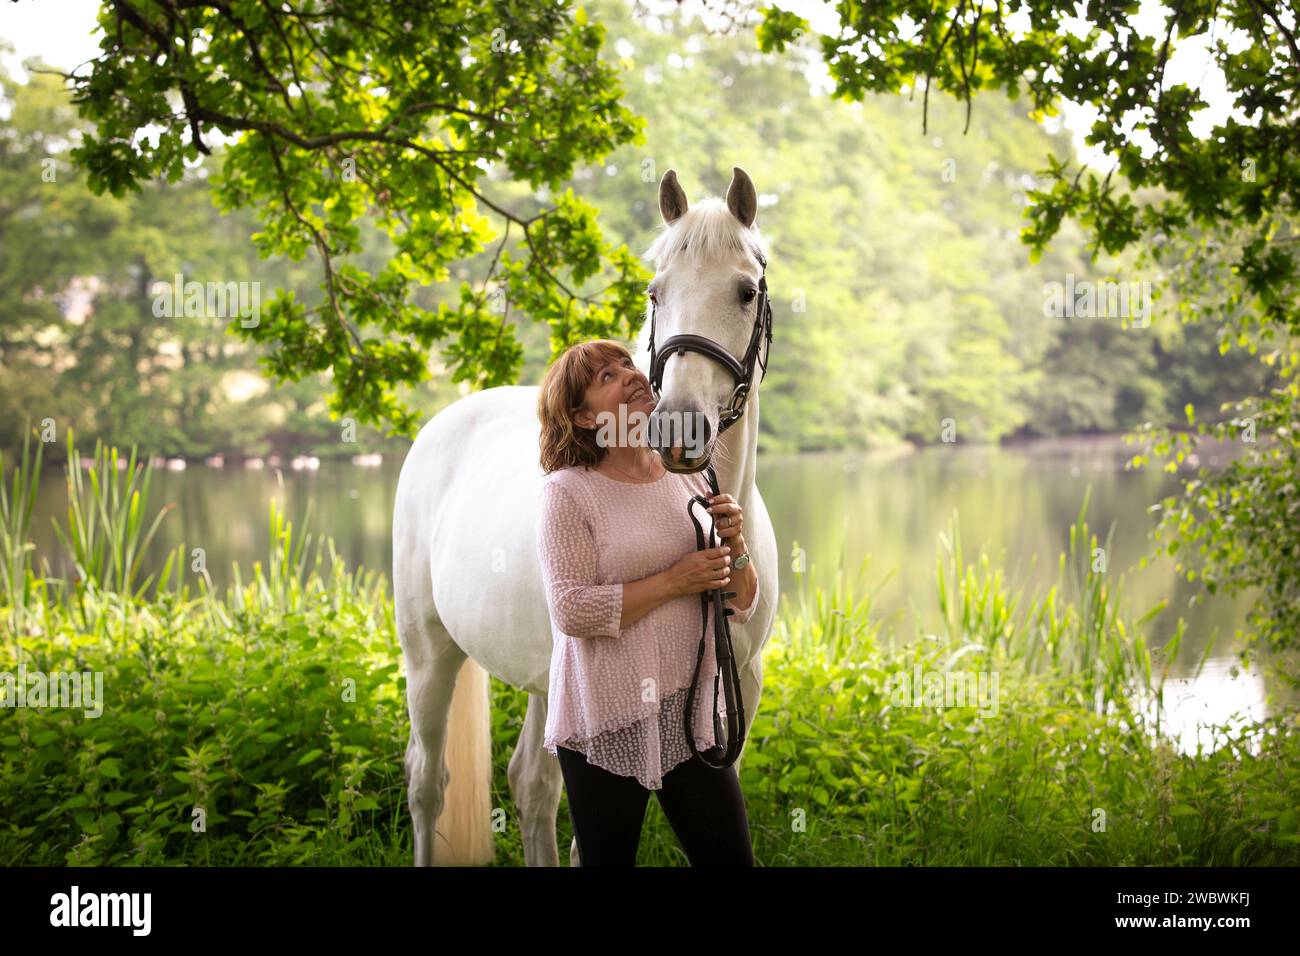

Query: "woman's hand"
<box><xmin>664</xmin><ymin>545</ymin><xmax>731</xmax><ymax>598</ymax></box>
<box><xmin>708</xmin><ymin>494</ymin><xmax>744</xmax><ymax>543</ymax></box>
<box><xmin>708</xmin><ymin>493</ymin><xmax>757</xmax><ymax>612</ymax></box>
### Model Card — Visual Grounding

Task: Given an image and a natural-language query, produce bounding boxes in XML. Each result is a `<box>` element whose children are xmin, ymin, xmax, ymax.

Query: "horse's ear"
<box><xmin>725</xmin><ymin>166</ymin><xmax>757</xmax><ymax>229</ymax></box>
<box><xmin>659</xmin><ymin>168</ymin><xmax>689</xmax><ymax>225</ymax></box>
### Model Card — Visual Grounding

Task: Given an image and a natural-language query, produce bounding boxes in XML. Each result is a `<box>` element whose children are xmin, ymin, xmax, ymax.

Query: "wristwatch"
<box><xmin>733</xmin><ymin>550</ymin><xmax>751</xmax><ymax>571</ymax></box>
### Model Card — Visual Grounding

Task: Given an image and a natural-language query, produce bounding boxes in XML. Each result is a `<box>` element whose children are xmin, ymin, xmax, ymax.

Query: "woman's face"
<box><xmin>574</xmin><ymin>354</ymin><xmax>656</xmax><ymax>431</ymax></box>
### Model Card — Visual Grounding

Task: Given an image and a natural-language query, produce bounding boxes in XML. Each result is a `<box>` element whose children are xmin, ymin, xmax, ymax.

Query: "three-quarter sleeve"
<box><xmin>726</xmin><ymin>571</ymin><xmax>760</xmax><ymax>625</ymax></box>
<box><xmin>537</xmin><ymin>480</ymin><xmax>624</xmax><ymax>639</ymax></box>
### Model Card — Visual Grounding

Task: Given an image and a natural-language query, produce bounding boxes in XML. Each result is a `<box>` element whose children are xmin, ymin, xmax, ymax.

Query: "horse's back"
<box><xmin>398</xmin><ymin>385</ymin><xmax>541</xmax><ymax>500</ymax></box>
<box><xmin>394</xmin><ymin>385</ymin><xmax>552</xmax><ymax>690</ymax></box>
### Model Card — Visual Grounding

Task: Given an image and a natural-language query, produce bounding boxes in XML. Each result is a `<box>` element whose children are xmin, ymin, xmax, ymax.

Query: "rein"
<box><xmin>682</xmin><ymin>460</ymin><xmax>747</xmax><ymax>768</ymax></box>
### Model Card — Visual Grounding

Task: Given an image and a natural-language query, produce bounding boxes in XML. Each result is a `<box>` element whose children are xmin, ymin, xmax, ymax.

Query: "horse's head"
<box><xmin>639</xmin><ymin>166</ymin><xmax>772</xmax><ymax>474</ymax></box>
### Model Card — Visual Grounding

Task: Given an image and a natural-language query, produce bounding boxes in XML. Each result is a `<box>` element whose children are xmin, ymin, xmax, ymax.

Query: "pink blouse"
<box><xmin>536</xmin><ymin>463</ymin><xmax>760</xmax><ymax>789</ymax></box>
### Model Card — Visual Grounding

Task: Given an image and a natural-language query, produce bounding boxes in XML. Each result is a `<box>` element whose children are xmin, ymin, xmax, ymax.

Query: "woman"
<box><xmin>535</xmin><ymin>338</ymin><xmax>760</xmax><ymax>866</ymax></box>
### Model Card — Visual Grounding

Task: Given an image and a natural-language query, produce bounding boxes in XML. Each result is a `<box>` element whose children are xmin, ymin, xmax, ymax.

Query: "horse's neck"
<box><xmin>714</xmin><ymin>390</ymin><xmax>759</xmax><ymax>508</ymax></box>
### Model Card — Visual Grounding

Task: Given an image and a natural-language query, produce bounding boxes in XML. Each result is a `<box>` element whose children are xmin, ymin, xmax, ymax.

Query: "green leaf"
<box><xmin>791</xmin><ymin>719</ymin><xmax>819</xmax><ymax>737</ymax></box>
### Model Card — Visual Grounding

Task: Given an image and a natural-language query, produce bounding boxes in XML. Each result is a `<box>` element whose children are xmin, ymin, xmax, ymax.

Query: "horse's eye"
<box><xmin>741</xmin><ymin>287</ymin><xmax>757</xmax><ymax>303</ymax></box>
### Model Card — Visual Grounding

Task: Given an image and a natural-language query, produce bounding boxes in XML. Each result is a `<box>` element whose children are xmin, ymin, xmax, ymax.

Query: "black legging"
<box><xmin>556</xmin><ymin>745</ymin><xmax>755</xmax><ymax>866</ymax></box>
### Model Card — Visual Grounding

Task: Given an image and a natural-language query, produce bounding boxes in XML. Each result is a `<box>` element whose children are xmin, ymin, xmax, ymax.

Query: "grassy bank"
<box><xmin>1</xmin><ymin>434</ymin><xmax>1297</xmax><ymax>865</ymax></box>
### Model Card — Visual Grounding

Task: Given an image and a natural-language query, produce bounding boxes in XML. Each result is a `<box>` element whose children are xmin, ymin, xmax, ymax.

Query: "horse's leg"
<box><xmin>401</xmin><ymin>618</ymin><xmax>466</xmax><ymax>867</ymax></box>
<box><xmin>507</xmin><ymin>692</ymin><xmax>565</xmax><ymax>866</ymax></box>
<box><xmin>395</xmin><ymin>515</ymin><xmax>468</xmax><ymax>867</ymax></box>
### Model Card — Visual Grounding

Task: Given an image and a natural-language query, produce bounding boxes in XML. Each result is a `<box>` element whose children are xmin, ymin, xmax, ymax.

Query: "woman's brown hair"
<box><xmin>537</xmin><ymin>339</ymin><xmax>634</xmax><ymax>474</ymax></box>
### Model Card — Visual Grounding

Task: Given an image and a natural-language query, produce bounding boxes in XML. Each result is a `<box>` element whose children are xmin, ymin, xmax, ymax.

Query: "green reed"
<box><xmin>210</xmin><ymin>491</ymin><xmax>389</xmax><ymax>625</ymax></box>
<box><xmin>0</xmin><ymin>425</ymin><xmax>49</xmax><ymax>639</ymax></box>
<box><xmin>780</xmin><ymin>549</ymin><xmax>891</xmax><ymax>662</ymax></box>
<box><xmin>0</xmin><ymin>428</ymin><xmax>389</xmax><ymax>630</ymax></box>
<box><xmin>50</xmin><ymin>429</ymin><xmax>185</xmax><ymax>610</ymax></box>
<box><xmin>931</xmin><ymin>485</ymin><xmax>1199</xmax><ymax>721</ymax></box>
<box><xmin>775</xmin><ymin>486</ymin><xmax>1195</xmax><ymax>723</ymax></box>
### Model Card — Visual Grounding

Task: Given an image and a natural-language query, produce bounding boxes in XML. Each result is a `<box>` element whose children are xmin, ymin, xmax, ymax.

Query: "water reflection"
<box><xmin>1147</xmin><ymin>658</ymin><xmax>1272</xmax><ymax>757</ymax></box>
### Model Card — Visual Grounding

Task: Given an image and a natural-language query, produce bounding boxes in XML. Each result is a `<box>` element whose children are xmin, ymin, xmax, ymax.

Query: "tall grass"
<box><xmin>49</xmin><ymin>429</ymin><xmax>186</xmax><ymax>614</ymax></box>
<box><xmin>778</xmin><ymin>486</ymin><xmax>1207</xmax><ymax>739</ymax></box>
<box><xmin>1</xmin><ymin>427</ymin><xmax>388</xmax><ymax>641</ymax></box>
<box><xmin>205</xmin><ymin>474</ymin><xmax>390</xmax><ymax>629</ymax></box>
<box><xmin>930</xmin><ymin>486</ymin><xmax>1205</xmax><ymax>723</ymax></box>
<box><xmin>777</xmin><ymin>551</ymin><xmax>892</xmax><ymax>662</ymax></box>
<box><xmin>2</xmin><ymin>435</ymin><xmax>1294</xmax><ymax>866</ymax></box>
<box><xmin>0</xmin><ymin>426</ymin><xmax>48</xmax><ymax>641</ymax></box>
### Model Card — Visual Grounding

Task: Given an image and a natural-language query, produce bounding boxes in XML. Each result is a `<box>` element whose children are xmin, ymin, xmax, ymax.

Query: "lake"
<box><xmin>26</xmin><ymin>434</ymin><xmax>1283</xmax><ymax>753</ymax></box>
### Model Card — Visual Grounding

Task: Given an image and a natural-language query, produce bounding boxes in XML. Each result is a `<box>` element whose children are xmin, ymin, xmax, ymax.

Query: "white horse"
<box><xmin>392</xmin><ymin>166</ymin><xmax>778</xmax><ymax>866</ymax></box>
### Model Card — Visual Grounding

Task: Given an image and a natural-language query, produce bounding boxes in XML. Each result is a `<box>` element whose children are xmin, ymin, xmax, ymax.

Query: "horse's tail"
<box><xmin>434</xmin><ymin>655</ymin><xmax>496</xmax><ymax>866</ymax></box>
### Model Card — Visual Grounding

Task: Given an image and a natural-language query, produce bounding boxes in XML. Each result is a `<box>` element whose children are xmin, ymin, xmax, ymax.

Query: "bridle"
<box><xmin>683</xmin><ymin>481</ymin><xmax>748</xmax><ymax>769</ymax></box>
<box><xmin>644</xmin><ymin>247</ymin><xmax>775</xmax><ymax>770</ymax></box>
<box><xmin>646</xmin><ymin>249</ymin><xmax>774</xmax><ymax>458</ymax></box>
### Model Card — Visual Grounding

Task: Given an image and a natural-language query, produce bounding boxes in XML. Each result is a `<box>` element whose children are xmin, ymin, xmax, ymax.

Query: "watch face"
<box><xmin>733</xmin><ymin>553</ymin><xmax>750</xmax><ymax>570</ymax></box>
